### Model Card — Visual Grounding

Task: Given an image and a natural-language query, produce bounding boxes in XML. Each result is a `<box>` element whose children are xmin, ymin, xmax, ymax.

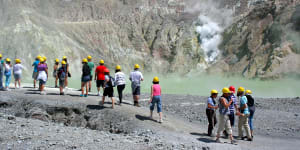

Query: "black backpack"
<box><xmin>246</xmin><ymin>95</ymin><xmax>255</xmax><ymax>107</ymax></box>
<box><xmin>107</xmin><ymin>76</ymin><xmax>115</xmax><ymax>87</ymax></box>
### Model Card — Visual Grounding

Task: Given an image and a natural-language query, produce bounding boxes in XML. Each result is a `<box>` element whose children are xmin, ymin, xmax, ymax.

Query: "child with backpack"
<box><xmin>101</xmin><ymin>68</ymin><xmax>115</xmax><ymax>109</ymax></box>
<box><xmin>57</xmin><ymin>61</ymin><xmax>67</xmax><ymax>95</ymax></box>
<box><xmin>148</xmin><ymin>76</ymin><xmax>163</xmax><ymax>123</ymax></box>
<box><xmin>80</xmin><ymin>59</ymin><xmax>91</xmax><ymax>97</ymax></box>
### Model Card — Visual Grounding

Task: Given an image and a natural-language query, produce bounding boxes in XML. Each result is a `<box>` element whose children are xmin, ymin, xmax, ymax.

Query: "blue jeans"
<box><xmin>248</xmin><ymin>109</ymin><xmax>255</xmax><ymax>130</ymax></box>
<box><xmin>150</xmin><ymin>96</ymin><xmax>162</xmax><ymax>113</ymax></box>
<box><xmin>5</xmin><ymin>75</ymin><xmax>11</xmax><ymax>88</ymax></box>
<box><xmin>0</xmin><ymin>71</ymin><xmax>3</xmax><ymax>89</ymax></box>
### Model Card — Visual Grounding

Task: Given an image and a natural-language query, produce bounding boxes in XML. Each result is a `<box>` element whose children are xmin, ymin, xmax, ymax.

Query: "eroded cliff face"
<box><xmin>214</xmin><ymin>0</ymin><xmax>300</xmax><ymax>78</ymax></box>
<box><xmin>0</xmin><ymin>0</ymin><xmax>299</xmax><ymax>78</ymax></box>
<box><xmin>0</xmin><ymin>0</ymin><xmax>203</xmax><ymax>76</ymax></box>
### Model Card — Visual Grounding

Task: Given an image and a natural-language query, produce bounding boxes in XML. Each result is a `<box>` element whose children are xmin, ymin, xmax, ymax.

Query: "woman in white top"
<box><xmin>13</xmin><ymin>59</ymin><xmax>23</xmax><ymax>89</ymax></box>
<box><xmin>114</xmin><ymin>65</ymin><xmax>126</xmax><ymax>105</ymax></box>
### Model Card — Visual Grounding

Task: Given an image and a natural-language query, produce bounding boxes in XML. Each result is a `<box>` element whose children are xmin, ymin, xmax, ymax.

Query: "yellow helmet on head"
<box><xmin>15</xmin><ymin>59</ymin><xmax>21</xmax><ymax>63</ymax></box>
<box><xmin>37</xmin><ymin>55</ymin><xmax>42</xmax><ymax>59</ymax></box>
<box><xmin>0</xmin><ymin>54</ymin><xmax>2</xmax><ymax>58</ymax></box>
<box><xmin>87</xmin><ymin>55</ymin><xmax>92</xmax><ymax>60</ymax></box>
<box><xmin>246</xmin><ymin>90</ymin><xmax>252</xmax><ymax>94</ymax></box>
<box><xmin>115</xmin><ymin>65</ymin><xmax>121</xmax><ymax>70</ymax></box>
<box><xmin>61</xmin><ymin>61</ymin><xmax>66</xmax><ymax>65</ymax></box>
<box><xmin>62</xmin><ymin>56</ymin><xmax>67</xmax><ymax>60</ymax></box>
<box><xmin>43</xmin><ymin>56</ymin><xmax>47</xmax><ymax>61</ymax></box>
<box><xmin>211</xmin><ymin>89</ymin><xmax>218</xmax><ymax>95</ymax></box>
<box><xmin>55</xmin><ymin>59</ymin><xmax>59</xmax><ymax>63</ymax></box>
<box><xmin>82</xmin><ymin>58</ymin><xmax>88</xmax><ymax>63</ymax></box>
<box><xmin>222</xmin><ymin>87</ymin><xmax>231</xmax><ymax>94</ymax></box>
<box><xmin>39</xmin><ymin>58</ymin><xmax>45</xmax><ymax>62</ymax></box>
<box><xmin>6</xmin><ymin>58</ymin><xmax>11</xmax><ymax>62</ymax></box>
<box><xmin>238</xmin><ymin>87</ymin><xmax>245</xmax><ymax>93</ymax></box>
<box><xmin>134</xmin><ymin>64</ymin><xmax>140</xmax><ymax>69</ymax></box>
<box><xmin>153</xmin><ymin>76</ymin><xmax>159</xmax><ymax>82</ymax></box>
<box><xmin>99</xmin><ymin>59</ymin><xmax>104</xmax><ymax>64</ymax></box>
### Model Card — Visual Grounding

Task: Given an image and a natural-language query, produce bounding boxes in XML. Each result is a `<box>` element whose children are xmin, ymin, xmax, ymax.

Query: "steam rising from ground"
<box><xmin>186</xmin><ymin>0</ymin><xmax>234</xmax><ymax>64</ymax></box>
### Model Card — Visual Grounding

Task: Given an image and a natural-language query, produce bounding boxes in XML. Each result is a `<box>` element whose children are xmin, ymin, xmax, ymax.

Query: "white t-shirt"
<box><xmin>129</xmin><ymin>70</ymin><xmax>143</xmax><ymax>85</ymax></box>
<box><xmin>13</xmin><ymin>64</ymin><xmax>23</xmax><ymax>75</ymax></box>
<box><xmin>5</xmin><ymin>64</ymin><xmax>11</xmax><ymax>72</ymax></box>
<box><xmin>115</xmin><ymin>72</ymin><xmax>126</xmax><ymax>86</ymax></box>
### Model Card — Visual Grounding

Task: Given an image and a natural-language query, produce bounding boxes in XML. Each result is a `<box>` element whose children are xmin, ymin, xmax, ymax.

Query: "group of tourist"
<box><xmin>206</xmin><ymin>86</ymin><xmax>255</xmax><ymax>144</ymax></box>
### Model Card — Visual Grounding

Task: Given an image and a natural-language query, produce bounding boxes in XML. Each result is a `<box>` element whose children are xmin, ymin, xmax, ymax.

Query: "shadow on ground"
<box><xmin>87</xmin><ymin>105</ymin><xmax>106</xmax><ymax>110</ymax></box>
<box><xmin>135</xmin><ymin>114</ymin><xmax>157</xmax><ymax>122</ymax></box>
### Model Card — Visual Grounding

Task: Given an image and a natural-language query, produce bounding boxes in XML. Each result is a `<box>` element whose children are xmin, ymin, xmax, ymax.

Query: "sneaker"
<box><xmin>158</xmin><ymin>119</ymin><xmax>163</xmax><ymax>123</ymax></box>
<box><xmin>89</xmin><ymin>89</ymin><xmax>91</xmax><ymax>92</ymax></box>
<box><xmin>216</xmin><ymin>138</ymin><xmax>221</xmax><ymax>143</ymax></box>
<box><xmin>247</xmin><ymin>138</ymin><xmax>253</xmax><ymax>141</ymax></box>
<box><xmin>84</xmin><ymin>94</ymin><xmax>88</xmax><ymax>97</ymax></box>
<box><xmin>40</xmin><ymin>91</ymin><xmax>46</xmax><ymax>95</ymax></box>
<box><xmin>231</xmin><ymin>140</ymin><xmax>237</xmax><ymax>144</ymax></box>
<box><xmin>97</xmin><ymin>92</ymin><xmax>100</xmax><ymax>96</ymax></box>
<box><xmin>136</xmin><ymin>103</ymin><xmax>141</xmax><ymax>107</ymax></box>
<box><xmin>60</xmin><ymin>92</ymin><xmax>65</xmax><ymax>95</ymax></box>
<box><xmin>55</xmin><ymin>85</ymin><xmax>58</xmax><ymax>88</ymax></box>
<box><xmin>80</xmin><ymin>94</ymin><xmax>84</xmax><ymax>97</ymax></box>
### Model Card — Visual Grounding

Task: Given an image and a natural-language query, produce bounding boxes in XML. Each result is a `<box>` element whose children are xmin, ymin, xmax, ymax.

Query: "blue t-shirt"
<box><xmin>240</xmin><ymin>96</ymin><xmax>250</xmax><ymax>115</ymax></box>
<box><xmin>207</xmin><ymin>97</ymin><xmax>216</xmax><ymax>110</ymax></box>
<box><xmin>229</xmin><ymin>94</ymin><xmax>237</xmax><ymax>114</ymax></box>
<box><xmin>33</xmin><ymin>60</ymin><xmax>40</xmax><ymax>72</ymax></box>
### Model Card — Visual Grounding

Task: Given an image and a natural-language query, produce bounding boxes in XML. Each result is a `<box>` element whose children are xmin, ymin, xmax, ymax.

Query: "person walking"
<box><xmin>114</xmin><ymin>65</ymin><xmax>126</xmax><ymax>105</ymax></box>
<box><xmin>87</xmin><ymin>55</ymin><xmax>94</xmax><ymax>92</ymax></box>
<box><xmin>245</xmin><ymin>90</ymin><xmax>255</xmax><ymax>138</ymax></box>
<box><xmin>62</xmin><ymin>56</ymin><xmax>70</xmax><ymax>88</ymax></box>
<box><xmin>13</xmin><ymin>59</ymin><xmax>23</xmax><ymax>89</ymax></box>
<box><xmin>129</xmin><ymin>64</ymin><xmax>144</xmax><ymax>107</ymax></box>
<box><xmin>32</xmin><ymin>55</ymin><xmax>41</xmax><ymax>88</ymax></box>
<box><xmin>80</xmin><ymin>59</ymin><xmax>90</xmax><ymax>97</ymax></box>
<box><xmin>37</xmin><ymin>58</ymin><xmax>48</xmax><ymax>95</ymax></box>
<box><xmin>206</xmin><ymin>89</ymin><xmax>219</xmax><ymax>136</ymax></box>
<box><xmin>0</xmin><ymin>54</ymin><xmax>4</xmax><ymax>90</ymax></box>
<box><xmin>148</xmin><ymin>77</ymin><xmax>163</xmax><ymax>123</ymax></box>
<box><xmin>237</xmin><ymin>87</ymin><xmax>252</xmax><ymax>141</ymax></box>
<box><xmin>95</xmin><ymin>60</ymin><xmax>106</xmax><ymax>96</ymax></box>
<box><xmin>4</xmin><ymin>58</ymin><xmax>12</xmax><ymax>91</ymax></box>
<box><xmin>216</xmin><ymin>88</ymin><xmax>236</xmax><ymax>144</ymax></box>
<box><xmin>101</xmin><ymin>69</ymin><xmax>115</xmax><ymax>109</ymax></box>
<box><xmin>57</xmin><ymin>61</ymin><xmax>67</xmax><ymax>95</ymax></box>
<box><xmin>53</xmin><ymin>59</ymin><xmax>60</xmax><ymax>88</ymax></box>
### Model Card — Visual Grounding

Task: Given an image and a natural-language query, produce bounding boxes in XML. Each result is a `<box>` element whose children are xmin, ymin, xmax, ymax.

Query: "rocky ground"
<box><xmin>0</xmin><ymin>86</ymin><xmax>300</xmax><ymax>150</ymax></box>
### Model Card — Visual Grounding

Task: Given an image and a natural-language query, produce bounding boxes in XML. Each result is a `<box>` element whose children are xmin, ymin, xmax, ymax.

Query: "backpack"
<box><xmin>58</xmin><ymin>67</ymin><xmax>66</xmax><ymax>80</ymax></box>
<box><xmin>107</xmin><ymin>76</ymin><xmax>116</xmax><ymax>87</ymax></box>
<box><xmin>246</xmin><ymin>95</ymin><xmax>255</xmax><ymax>107</ymax></box>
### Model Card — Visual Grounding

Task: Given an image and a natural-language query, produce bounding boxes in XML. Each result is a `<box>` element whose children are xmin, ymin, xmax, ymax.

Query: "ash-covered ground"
<box><xmin>0</xmin><ymin>87</ymin><xmax>299</xmax><ymax>150</ymax></box>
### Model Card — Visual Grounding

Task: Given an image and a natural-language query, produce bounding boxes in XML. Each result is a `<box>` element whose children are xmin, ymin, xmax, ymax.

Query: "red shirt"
<box><xmin>95</xmin><ymin>65</ymin><xmax>106</xmax><ymax>80</ymax></box>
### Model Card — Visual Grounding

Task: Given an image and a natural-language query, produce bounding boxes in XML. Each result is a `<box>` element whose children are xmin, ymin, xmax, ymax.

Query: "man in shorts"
<box><xmin>129</xmin><ymin>64</ymin><xmax>144</xmax><ymax>107</ymax></box>
<box><xmin>95</xmin><ymin>59</ymin><xmax>106</xmax><ymax>96</ymax></box>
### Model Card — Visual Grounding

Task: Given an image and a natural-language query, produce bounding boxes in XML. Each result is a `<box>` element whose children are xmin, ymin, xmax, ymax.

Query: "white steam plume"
<box><xmin>186</xmin><ymin>0</ymin><xmax>234</xmax><ymax>64</ymax></box>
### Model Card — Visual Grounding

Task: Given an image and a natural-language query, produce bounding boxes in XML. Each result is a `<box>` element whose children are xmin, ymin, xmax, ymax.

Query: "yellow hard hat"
<box><xmin>0</xmin><ymin>54</ymin><xmax>2</xmax><ymax>58</ymax></box>
<box><xmin>43</xmin><ymin>56</ymin><xmax>47</xmax><ymax>61</ymax></box>
<box><xmin>39</xmin><ymin>58</ymin><xmax>45</xmax><ymax>62</ymax></box>
<box><xmin>153</xmin><ymin>76</ymin><xmax>159</xmax><ymax>82</ymax></box>
<box><xmin>82</xmin><ymin>58</ymin><xmax>88</xmax><ymax>63</ymax></box>
<box><xmin>15</xmin><ymin>59</ymin><xmax>21</xmax><ymax>63</ymax></box>
<box><xmin>246</xmin><ymin>90</ymin><xmax>252</xmax><ymax>94</ymax></box>
<box><xmin>115</xmin><ymin>65</ymin><xmax>121</xmax><ymax>70</ymax></box>
<box><xmin>62</xmin><ymin>56</ymin><xmax>67</xmax><ymax>60</ymax></box>
<box><xmin>134</xmin><ymin>64</ymin><xmax>140</xmax><ymax>69</ymax></box>
<box><xmin>211</xmin><ymin>89</ymin><xmax>218</xmax><ymax>95</ymax></box>
<box><xmin>87</xmin><ymin>55</ymin><xmax>92</xmax><ymax>60</ymax></box>
<box><xmin>222</xmin><ymin>87</ymin><xmax>231</xmax><ymax>94</ymax></box>
<box><xmin>99</xmin><ymin>59</ymin><xmax>104</xmax><ymax>64</ymax></box>
<box><xmin>237</xmin><ymin>87</ymin><xmax>245</xmax><ymax>93</ymax></box>
<box><xmin>37</xmin><ymin>55</ymin><xmax>42</xmax><ymax>59</ymax></box>
<box><xmin>61</xmin><ymin>61</ymin><xmax>66</xmax><ymax>65</ymax></box>
<box><xmin>55</xmin><ymin>59</ymin><xmax>59</xmax><ymax>63</ymax></box>
<box><xmin>6</xmin><ymin>58</ymin><xmax>11</xmax><ymax>62</ymax></box>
